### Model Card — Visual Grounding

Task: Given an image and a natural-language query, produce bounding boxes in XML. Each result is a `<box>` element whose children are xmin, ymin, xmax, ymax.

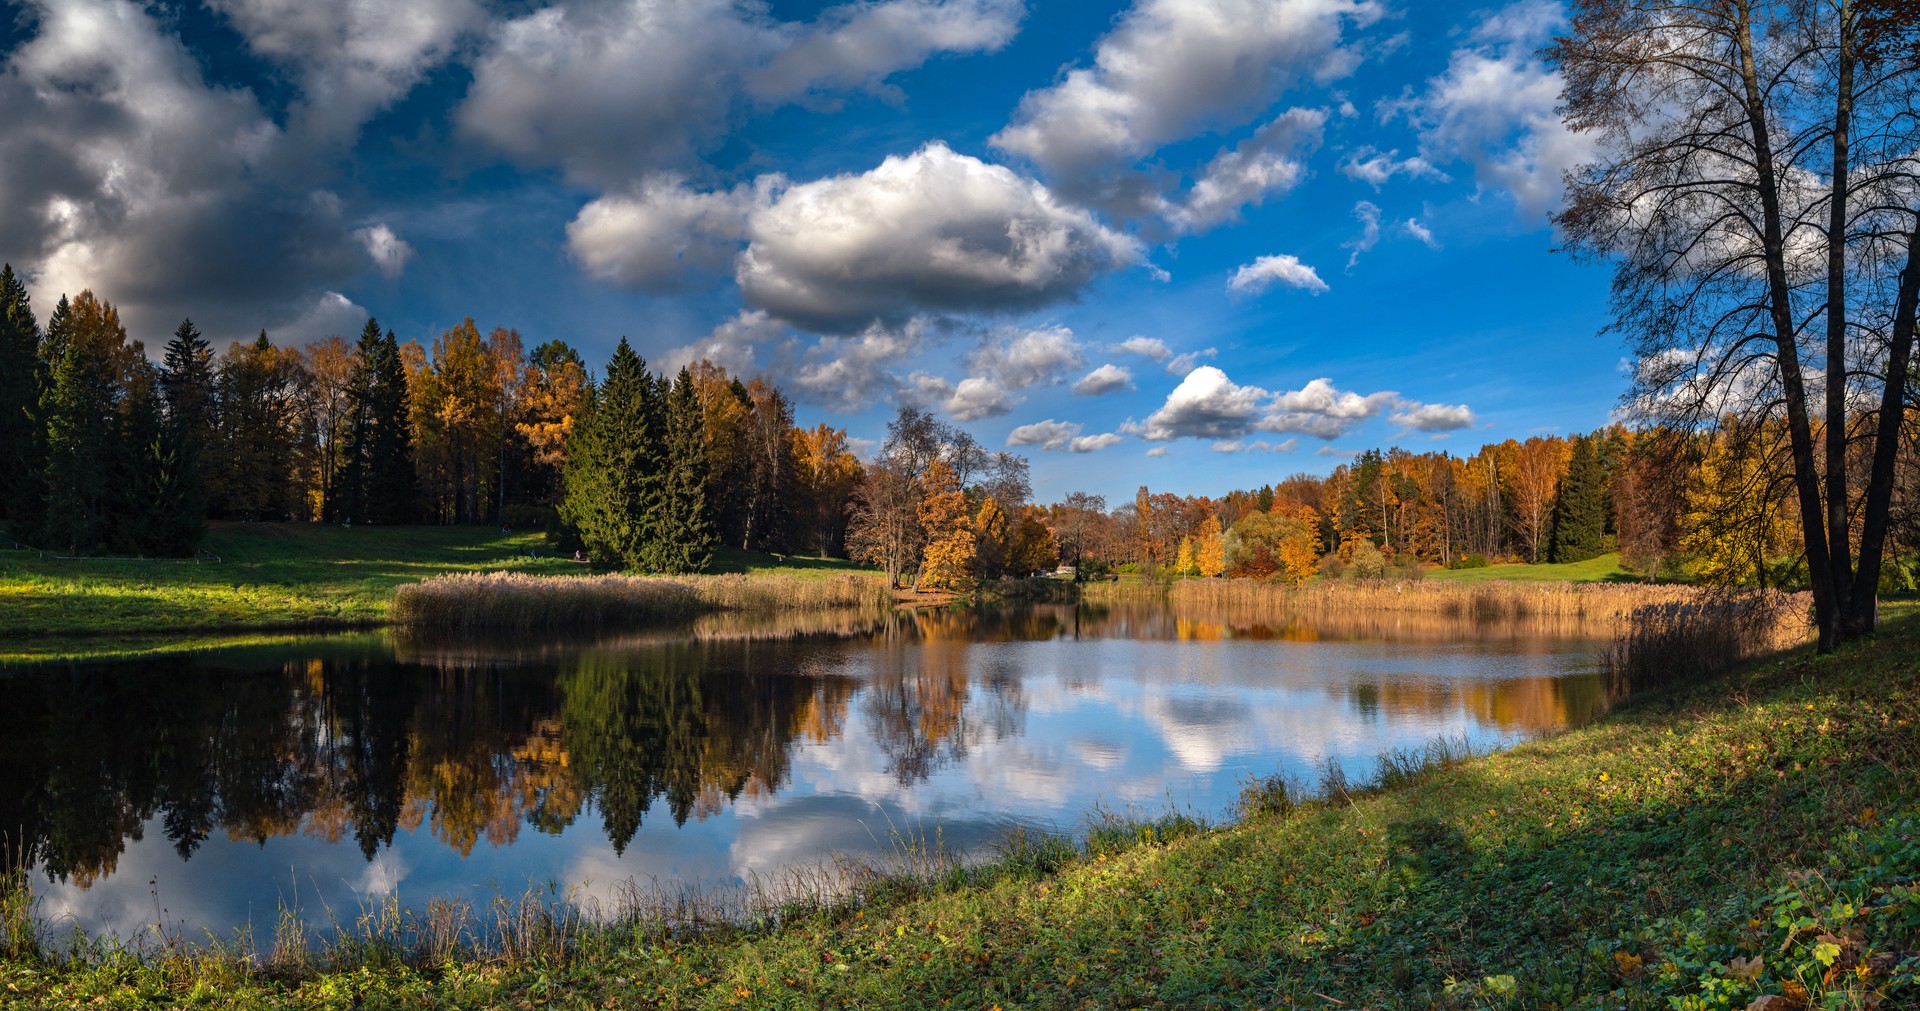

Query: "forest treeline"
<box><xmin>4</xmin><ymin>265</ymin><xmax>1909</xmax><ymax>591</ymax></box>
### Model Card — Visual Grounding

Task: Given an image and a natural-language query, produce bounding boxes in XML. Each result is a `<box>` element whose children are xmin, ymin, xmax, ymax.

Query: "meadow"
<box><xmin>0</xmin><ymin>523</ymin><xmax>877</xmax><ymax>655</ymax></box>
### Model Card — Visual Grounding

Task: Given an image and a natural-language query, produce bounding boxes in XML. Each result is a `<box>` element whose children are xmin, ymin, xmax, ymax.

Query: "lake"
<box><xmin>0</xmin><ymin>601</ymin><xmax>1610</xmax><ymax>941</ymax></box>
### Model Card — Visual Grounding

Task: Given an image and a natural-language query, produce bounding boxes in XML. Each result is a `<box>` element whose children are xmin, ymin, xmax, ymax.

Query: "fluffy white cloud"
<box><xmin>1227</xmin><ymin>254</ymin><xmax>1329</xmax><ymax>295</ymax></box>
<box><xmin>1336</xmin><ymin>146</ymin><xmax>1447</xmax><ymax>189</ymax></box>
<box><xmin>355</xmin><ymin>223</ymin><xmax>414</xmax><ymax>280</ymax></box>
<box><xmin>1141</xmin><ymin>366</ymin><xmax>1271</xmax><ymax>441</ymax></box>
<box><xmin>1390</xmin><ymin>401</ymin><xmax>1476</xmax><ymax>432</ymax></box>
<box><xmin>1006</xmin><ymin>419</ymin><xmax>1126</xmax><ymax>453</ymax></box>
<box><xmin>967</xmin><ymin>324</ymin><xmax>1084</xmax><ymax>390</ymax></box>
<box><xmin>1262</xmin><ymin>377</ymin><xmax>1396</xmax><ymax>438</ymax></box>
<box><xmin>208</xmin><ymin>0</ymin><xmax>482</xmax><ymax>144</ymax></box>
<box><xmin>1145</xmin><ymin>446</ymin><xmax>1170</xmax><ymax>457</ymax></box>
<box><xmin>1403</xmin><ymin>217</ymin><xmax>1439</xmax><ymax>247</ymax></box>
<box><xmin>1112</xmin><ymin>335</ymin><xmax>1171</xmax><ymax>361</ymax></box>
<box><xmin>663</xmin><ymin>308</ymin><xmax>789</xmax><ymax>375</ymax></box>
<box><xmin>992</xmin><ymin>0</ymin><xmax>1379</xmax><ymax>179</ymax></box>
<box><xmin>738</xmin><ymin>143</ymin><xmax>1143</xmax><ymax>331</ymax></box>
<box><xmin>935</xmin><ymin>374</ymin><xmax>1016</xmax><ymax>421</ymax></box>
<box><xmin>1393</xmin><ymin>0</ymin><xmax>1595</xmax><ymax>217</ymax></box>
<box><xmin>460</xmin><ymin>0</ymin><xmax>769</xmax><ymax>185</ymax></box>
<box><xmin>2</xmin><ymin>0</ymin><xmax>361</xmax><ymax>338</ymax></box>
<box><xmin>567</xmin><ymin>176</ymin><xmax>771</xmax><ymax>291</ymax></box>
<box><xmin>791</xmin><ymin>318</ymin><xmax>932</xmax><ymax>411</ymax></box>
<box><xmin>1073</xmin><ymin>363</ymin><xmax>1134</xmax><ymax>395</ymax></box>
<box><xmin>1140</xmin><ymin>370</ymin><xmax>1439</xmax><ymax>442</ymax></box>
<box><xmin>1160</xmin><ymin>108</ymin><xmax>1325</xmax><ymax>232</ymax></box>
<box><xmin>462</xmin><ymin>0</ymin><xmax>1026</xmax><ymax>187</ymax></box>
<box><xmin>748</xmin><ymin>0</ymin><xmax>1023</xmax><ymax>100</ymax></box>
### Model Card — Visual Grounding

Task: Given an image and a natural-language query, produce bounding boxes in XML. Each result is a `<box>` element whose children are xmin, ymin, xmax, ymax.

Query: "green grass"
<box><xmin>0</xmin><ymin>525</ymin><xmax>878</xmax><ymax>658</ymax></box>
<box><xmin>1428</xmin><ymin>551</ymin><xmax>1639</xmax><ymax>584</ymax></box>
<box><xmin>6</xmin><ymin>610</ymin><xmax>1919</xmax><ymax>1007</ymax></box>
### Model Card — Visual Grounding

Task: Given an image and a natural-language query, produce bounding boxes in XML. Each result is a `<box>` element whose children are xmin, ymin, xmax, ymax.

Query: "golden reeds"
<box><xmin>390</xmin><ymin>570</ymin><xmax>892</xmax><ymax>634</ymax></box>
<box><xmin>1606</xmin><ymin>588</ymin><xmax>1812</xmax><ymax>697</ymax></box>
<box><xmin>1164</xmin><ymin>576</ymin><xmax>1722</xmax><ymax>622</ymax></box>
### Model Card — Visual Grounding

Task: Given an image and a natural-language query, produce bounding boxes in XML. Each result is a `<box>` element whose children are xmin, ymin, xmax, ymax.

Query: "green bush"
<box><xmin>1447</xmin><ymin>553</ymin><xmax>1490</xmax><ymax>570</ymax></box>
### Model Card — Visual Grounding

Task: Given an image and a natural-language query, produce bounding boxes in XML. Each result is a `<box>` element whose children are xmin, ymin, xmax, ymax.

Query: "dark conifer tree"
<box><xmin>1548</xmin><ymin>435</ymin><xmax>1609</xmax><ymax>563</ymax></box>
<box><xmin>39</xmin><ymin>292</ymin><xmax>125</xmax><ymax>554</ymax></box>
<box><xmin>114</xmin><ymin>357</ymin><xmax>201</xmax><ymax>555</ymax></box>
<box><xmin>560</xmin><ymin>340</ymin><xmax>664</xmax><ymax>568</ymax></box>
<box><xmin>367</xmin><ymin>329</ymin><xmax>417</xmax><ymax>524</ymax></box>
<box><xmin>338</xmin><ymin>319</ymin><xmax>383</xmax><ymax>523</ymax></box>
<box><xmin>158</xmin><ymin>318</ymin><xmax>215</xmax><ymax>527</ymax></box>
<box><xmin>0</xmin><ymin>265</ymin><xmax>43</xmax><ymax>531</ymax></box>
<box><xmin>657</xmin><ymin>367</ymin><xmax>714</xmax><ymax>573</ymax></box>
<box><xmin>40</xmin><ymin>293</ymin><xmax>70</xmax><ymax>372</ymax></box>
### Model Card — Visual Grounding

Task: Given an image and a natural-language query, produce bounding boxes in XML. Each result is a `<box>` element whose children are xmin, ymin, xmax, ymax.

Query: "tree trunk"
<box><xmin>1823</xmin><ymin>3</ymin><xmax>1857</xmax><ymax>635</ymax></box>
<box><xmin>1849</xmin><ymin>220</ymin><xmax>1920</xmax><ymax>634</ymax></box>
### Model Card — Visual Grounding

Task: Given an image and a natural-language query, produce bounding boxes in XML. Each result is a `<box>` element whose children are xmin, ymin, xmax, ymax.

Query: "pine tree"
<box><xmin>656</xmin><ymin>367</ymin><xmax>714</xmax><ymax>573</ymax></box>
<box><xmin>0</xmin><ymin>265</ymin><xmax>43</xmax><ymax>531</ymax></box>
<box><xmin>1548</xmin><ymin>435</ymin><xmax>1609</xmax><ymax>563</ymax></box>
<box><xmin>115</xmin><ymin>357</ymin><xmax>201</xmax><ymax>555</ymax></box>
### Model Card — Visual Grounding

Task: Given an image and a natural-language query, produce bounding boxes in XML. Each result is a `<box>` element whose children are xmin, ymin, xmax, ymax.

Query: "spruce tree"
<box><xmin>115</xmin><ymin>358</ymin><xmax>202</xmax><ymax>555</ymax></box>
<box><xmin>368</xmin><ymin>329</ymin><xmax>417</xmax><ymax>524</ymax></box>
<box><xmin>158</xmin><ymin>318</ymin><xmax>215</xmax><ymax>530</ymax></box>
<box><xmin>657</xmin><ymin>367</ymin><xmax>714</xmax><ymax>573</ymax></box>
<box><xmin>0</xmin><ymin>265</ymin><xmax>43</xmax><ymax>532</ymax></box>
<box><xmin>338</xmin><ymin>319</ymin><xmax>383</xmax><ymax>523</ymax></box>
<box><xmin>559</xmin><ymin>340</ymin><xmax>664</xmax><ymax>569</ymax></box>
<box><xmin>40</xmin><ymin>292</ymin><xmax>125</xmax><ymax>554</ymax></box>
<box><xmin>1548</xmin><ymin>435</ymin><xmax>1609</xmax><ymax>563</ymax></box>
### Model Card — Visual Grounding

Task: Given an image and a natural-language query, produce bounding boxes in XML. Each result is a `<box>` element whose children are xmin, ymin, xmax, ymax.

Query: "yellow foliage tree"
<box><xmin>1195</xmin><ymin>515</ymin><xmax>1226</xmax><ymax>577</ymax></box>
<box><xmin>1681</xmin><ymin>437</ymin><xmax>1797</xmax><ymax>587</ymax></box>
<box><xmin>1008</xmin><ymin>506</ymin><xmax>1059</xmax><ymax>576</ymax></box>
<box><xmin>917</xmin><ymin>459</ymin><xmax>975</xmax><ymax>589</ymax></box>
<box><xmin>1278</xmin><ymin>506</ymin><xmax>1322</xmax><ymax>585</ymax></box>
<box><xmin>1174</xmin><ymin>536</ymin><xmax>1196</xmax><ymax>577</ymax></box>
<box><xmin>973</xmin><ymin>496</ymin><xmax>1010</xmax><ymax>578</ymax></box>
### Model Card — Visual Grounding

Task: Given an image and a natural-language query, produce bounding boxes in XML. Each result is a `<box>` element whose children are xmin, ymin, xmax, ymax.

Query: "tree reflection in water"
<box><xmin>0</xmin><ymin>601</ymin><xmax>1603</xmax><ymax>896</ymax></box>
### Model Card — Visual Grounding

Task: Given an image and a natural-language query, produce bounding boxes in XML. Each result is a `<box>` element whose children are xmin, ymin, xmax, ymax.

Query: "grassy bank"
<box><xmin>0</xmin><ymin>525</ymin><xmax>879</xmax><ymax>659</ymax></box>
<box><xmin>1427</xmin><ymin>552</ymin><xmax>1637</xmax><ymax>583</ymax></box>
<box><xmin>7</xmin><ymin>612</ymin><xmax>1920</xmax><ymax>1007</ymax></box>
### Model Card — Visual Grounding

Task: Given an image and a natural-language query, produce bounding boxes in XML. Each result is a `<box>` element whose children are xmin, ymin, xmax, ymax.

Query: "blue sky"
<box><xmin>0</xmin><ymin>0</ymin><xmax>1620</xmax><ymax>502</ymax></box>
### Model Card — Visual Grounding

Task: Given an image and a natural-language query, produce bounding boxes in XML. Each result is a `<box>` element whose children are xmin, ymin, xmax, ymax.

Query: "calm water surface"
<box><xmin>0</xmin><ymin>602</ymin><xmax>1609</xmax><ymax>939</ymax></box>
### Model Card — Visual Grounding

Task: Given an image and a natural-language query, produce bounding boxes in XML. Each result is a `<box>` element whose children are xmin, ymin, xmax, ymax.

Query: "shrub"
<box><xmin>1317</xmin><ymin>551</ymin><xmax>1346</xmax><ymax>579</ymax></box>
<box><xmin>1348</xmin><ymin>539</ymin><xmax>1386</xmax><ymax>579</ymax></box>
<box><xmin>1446</xmin><ymin>554</ymin><xmax>1490</xmax><ymax>570</ymax></box>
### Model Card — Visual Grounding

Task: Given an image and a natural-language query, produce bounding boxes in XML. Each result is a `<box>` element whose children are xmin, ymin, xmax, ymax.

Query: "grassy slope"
<box><xmin>0</xmin><ymin>525</ymin><xmax>874</xmax><ymax>651</ymax></box>
<box><xmin>1427</xmin><ymin>551</ymin><xmax>1638</xmax><ymax>583</ymax></box>
<box><xmin>7</xmin><ymin>618</ymin><xmax>1919</xmax><ymax>1008</ymax></box>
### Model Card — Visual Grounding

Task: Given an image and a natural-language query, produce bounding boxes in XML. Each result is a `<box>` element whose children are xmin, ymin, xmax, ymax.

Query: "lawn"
<box><xmin>1427</xmin><ymin>551</ymin><xmax>1639</xmax><ymax>583</ymax></box>
<box><xmin>0</xmin><ymin>524</ymin><xmax>877</xmax><ymax>651</ymax></box>
<box><xmin>6</xmin><ymin>608</ymin><xmax>1917</xmax><ymax>1008</ymax></box>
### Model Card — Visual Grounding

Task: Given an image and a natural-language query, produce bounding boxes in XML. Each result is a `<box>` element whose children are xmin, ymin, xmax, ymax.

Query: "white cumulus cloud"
<box><xmin>1227</xmin><ymin>254</ymin><xmax>1329</xmax><ymax>295</ymax></box>
<box><xmin>1390</xmin><ymin>401</ymin><xmax>1476</xmax><ymax>431</ymax></box>
<box><xmin>1073</xmin><ymin>363</ymin><xmax>1134</xmax><ymax>395</ymax></box>
<box><xmin>738</xmin><ymin>143</ymin><xmax>1143</xmax><ymax>331</ymax></box>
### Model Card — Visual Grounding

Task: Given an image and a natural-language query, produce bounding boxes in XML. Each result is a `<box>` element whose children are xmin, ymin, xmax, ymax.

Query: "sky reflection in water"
<box><xmin>2</xmin><ymin>602</ymin><xmax>1608</xmax><ymax>940</ymax></box>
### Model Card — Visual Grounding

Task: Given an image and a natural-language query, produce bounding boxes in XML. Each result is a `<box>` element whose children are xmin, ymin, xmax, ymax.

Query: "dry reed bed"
<box><xmin>1606</xmin><ymin>588</ymin><xmax>1813</xmax><ymax>696</ymax></box>
<box><xmin>1166</xmin><ymin>576</ymin><xmax>1747</xmax><ymax>622</ymax></box>
<box><xmin>391</xmin><ymin>570</ymin><xmax>892</xmax><ymax>634</ymax></box>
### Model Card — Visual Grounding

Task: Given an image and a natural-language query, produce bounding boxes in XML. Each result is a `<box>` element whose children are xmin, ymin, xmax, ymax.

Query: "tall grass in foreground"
<box><xmin>1607</xmin><ymin>588</ymin><xmax>1812</xmax><ymax>697</ymax></box>
<box><xmin>1165</xmin><ymin>575</ymin><xmax>1720</xmax><ymax>622</ymax></box>
<box><xmin>390</xmin><ymin>571</ymin><xmax>891</xmax><ymax>634</ymax></box>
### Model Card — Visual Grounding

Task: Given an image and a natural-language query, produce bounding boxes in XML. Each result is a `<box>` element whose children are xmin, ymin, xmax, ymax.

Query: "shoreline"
<box><xmin>4</xmin><ymin>608</ymin><xmax>1914</xmax><ymax>1007</ymax></box>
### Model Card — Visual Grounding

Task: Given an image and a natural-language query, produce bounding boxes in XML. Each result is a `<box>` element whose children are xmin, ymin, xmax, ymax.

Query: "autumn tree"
<box><xmin>1194</xmin><ymin>514</ymin><xmax>1226</xmax><ymax>577</ymax></box>
<box><xmin>517</xmin><ymin>340</ymin><xmax>587</xmax><ymax>509</ymax></box>
<box><xmin>917</xmin><ymin>459</ymin><xmax>975</xmax><ymax>589</ymax></box>
<box><xmin>1008</xmin><ymin>506</ymin><xmax>1059</xmax><ymax>576</ymax></box>
<box><xmin>790</xmin><ymin>423</ymin><xmax>863</xmax><ymax>557</ymax></box>
<box><xmin>1508</xmin><ymin>436</ymin><xmax>1563</xmax><ymax>563</ymax></box>
<box><xmin>1554</xmin><ymin>0</ymin><xmax>1920</xmax><ymax>648</ymax></box>
<box><xmin>973</xmin><ymin>496</ymin><xmax>1010</xmax><ymax>579</ymax></box>
<box><xmin>305</xmin><ymin>336</ymin><xmax>355</xmax><ymax>520</ymax></box>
